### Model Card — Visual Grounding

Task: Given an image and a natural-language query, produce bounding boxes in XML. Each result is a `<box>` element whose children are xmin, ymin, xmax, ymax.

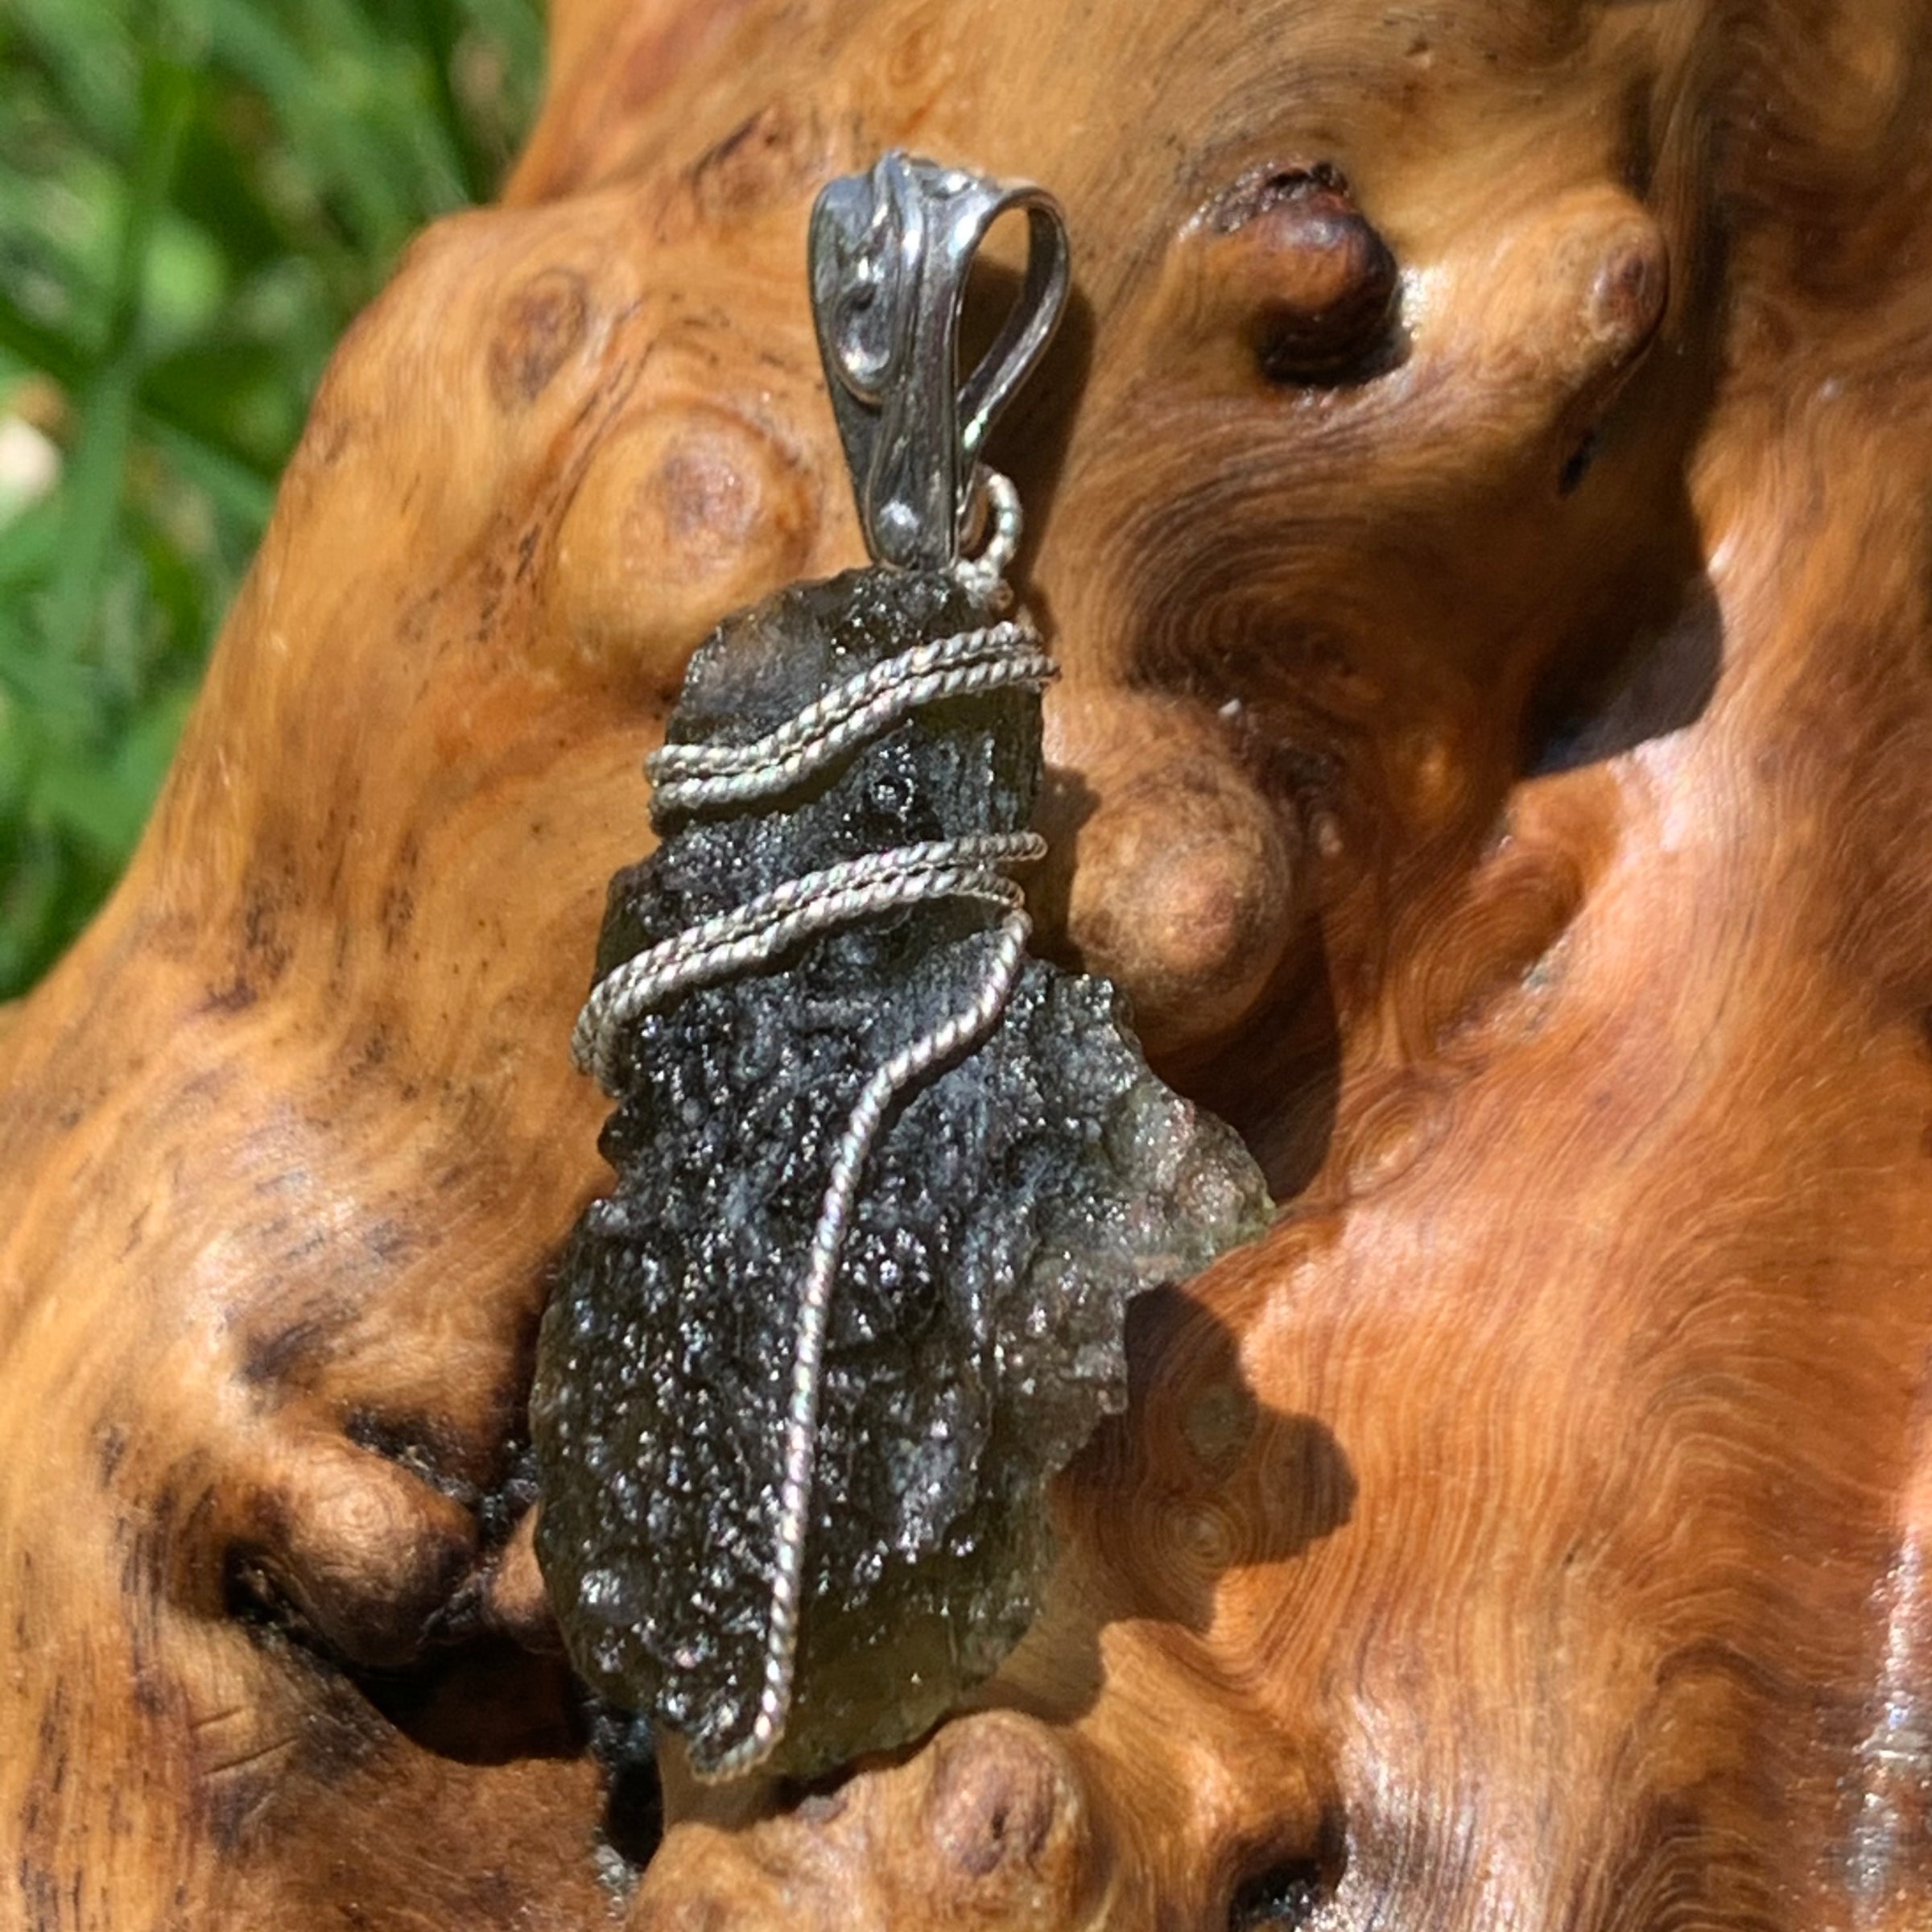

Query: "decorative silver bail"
<box><xmin>807</xmin><ymin>151</ymin><xmax>1070</xmax><ymax>572</ymax></box>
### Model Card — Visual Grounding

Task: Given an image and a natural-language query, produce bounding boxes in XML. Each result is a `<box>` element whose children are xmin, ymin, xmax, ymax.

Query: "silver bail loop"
<box><xmin>807</xmin><ymin>151</ymin><xmax>1070</xmax><ymax>572</ymax></box>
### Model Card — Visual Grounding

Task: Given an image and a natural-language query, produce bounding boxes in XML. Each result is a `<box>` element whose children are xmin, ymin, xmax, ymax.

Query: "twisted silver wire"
<box><xmin>708</xmin><ymin>906</ymin><xmax>1030</xmax><ymax>1780</ymax></box>
<box><xmin>570</xmin><ymin>833</ymin><xmax>1043</xmax><ymax>1090</ymax></box>
<box><xmin>647</xmin><ymin>620</ymin><xmax>1052</xmax><ymax>817</ymax></box>
<box><xmin>953</xmin><ymin>468</ymin><xmax>1022</xmax><ymax>602</ymax></box>
<box><xmin>572</xmin><ymin>575</ymin><xmax>1051</xmax><ymax>1778</ymax></box>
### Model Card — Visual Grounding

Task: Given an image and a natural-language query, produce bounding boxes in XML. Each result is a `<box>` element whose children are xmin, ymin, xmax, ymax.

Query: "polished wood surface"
<box><xmin>6</xmin><ymin>0</ymin><xmax>1932</xmax><ymax>1925</ymax></box>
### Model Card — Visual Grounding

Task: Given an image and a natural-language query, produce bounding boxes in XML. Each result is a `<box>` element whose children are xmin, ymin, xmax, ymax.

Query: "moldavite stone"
<box><xmin>532</xmin><ymin>565</ymin><xmax>1269</xmax><ymax>1780</ymax></box>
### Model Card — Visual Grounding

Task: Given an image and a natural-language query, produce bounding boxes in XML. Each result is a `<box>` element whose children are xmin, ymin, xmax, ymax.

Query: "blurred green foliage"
<box><xmin>0</xmin><ymin>0</ymin><xmax>545</xmax><ymax>998</ymax></box>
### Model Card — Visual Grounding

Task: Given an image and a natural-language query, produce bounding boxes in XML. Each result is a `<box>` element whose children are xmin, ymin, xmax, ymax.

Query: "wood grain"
<box><xmin>6</xmin><ymin>0</ymin><xmax>1932</xmax><ymax>1926</ymax></box>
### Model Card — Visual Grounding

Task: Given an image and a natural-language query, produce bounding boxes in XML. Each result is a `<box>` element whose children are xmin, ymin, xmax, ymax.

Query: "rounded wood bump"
<box><xmin>632</xmin><ymin>1711</ymin><xmax>1097</xmax><ymax>1930</ymax></box>
<box><xmin>1190</xmin><ymin>161</ymin><xmax>1400</xmax><ymax>384</ymax></box>
<box><xmin>548</xmin><ymin>399</ymin><xmax>819</xmax><ymax>691</ymax></box>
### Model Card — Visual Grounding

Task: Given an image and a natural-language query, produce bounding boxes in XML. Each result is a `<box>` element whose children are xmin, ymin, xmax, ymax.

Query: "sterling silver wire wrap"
<box><xmin>570</xmin><ymin>833</ymin><xmax>1044</xmax><ymax>1092</ymax></box>
<box><xmin>572</xmin><ymin>517</ymin><xmax>1053</xmax><ymax>1777</ymax></box>
<box><xmin>646</xmin><ymin>619</ymin><xmax>1051</xmax><ymax>819</ymax></box>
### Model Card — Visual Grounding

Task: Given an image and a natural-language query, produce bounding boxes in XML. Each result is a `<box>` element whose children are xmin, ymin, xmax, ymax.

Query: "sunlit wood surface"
<box><xmin>6</xmin><ymin>0</ymin><xmax>1932</xmax><ymax>1925</ymax></box>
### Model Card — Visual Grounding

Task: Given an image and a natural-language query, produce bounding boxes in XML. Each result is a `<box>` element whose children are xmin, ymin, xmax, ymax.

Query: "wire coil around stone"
<box><xmin>571</xmin><ymin>577</ymin><xmax>1056</xmax><ymax>1777</ymax></box>
<box><xmin>646</xmin><ymin>620</ymin><xmax>1051</xmax><ymax>820</ymax></box>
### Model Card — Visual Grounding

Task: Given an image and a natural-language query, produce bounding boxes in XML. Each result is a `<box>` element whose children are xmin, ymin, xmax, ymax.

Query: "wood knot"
<box><xmin>1584</xmin><ymin>225</ymin><xmax>1669</xmax><ymax>361</ymax></box>
<box><xmin>688</xmin><ymin>103</ymin><xmax>825</xmax><ymax>222</ymax></box>
<box><xmin>1194</xmin><ymin>162</ymin><xmax>1397</xmax><ymax>383</ymax></box>
<box><xmin>547</xmin><ymin>400</ymin><xmax>815</xmax><ymax>691</ymax></box>
<box><xmin>228</xmin><ymin>1434</ymin><xmax>478</xmax><ymax>1670</ymax></box>
<box><xmin>1061</xmin><ymin>749</ymin><xmax>1305</xmax><ymax>1058</ymax></box>
<box><xmin>486</xmin><ymin>266</ymin><xmax>590</xmax><ymax>408</ymax></box>
<box><xmin>1509</xmin><ymin>189</ymin><xmax>1670</xmax><ymax>447</ymax></box>
<box><xmin>919</xmin><ymin>1713</ymin><xmax>1084</xmax><ymax>1902</ymax></box>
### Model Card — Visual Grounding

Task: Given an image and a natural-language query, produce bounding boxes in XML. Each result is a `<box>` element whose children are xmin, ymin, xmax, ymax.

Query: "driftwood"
<box><xmin>6</xmin><ymin>0</ymin><xmax>1932</xmax><ymax>1925</ymax></box>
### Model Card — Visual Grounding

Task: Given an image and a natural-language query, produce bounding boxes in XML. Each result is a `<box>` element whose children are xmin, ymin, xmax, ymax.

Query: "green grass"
<box><xmin>0</xmin><ymin>0</ymin><xmax>545</xmax><ymax>998</ymax></box>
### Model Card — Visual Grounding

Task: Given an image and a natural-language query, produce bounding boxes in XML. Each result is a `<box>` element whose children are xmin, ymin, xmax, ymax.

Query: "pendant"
<box><xmin>531</xmin><ymin>151</ymin><xmax>1270</xmax><ymax>1783</ymax></box>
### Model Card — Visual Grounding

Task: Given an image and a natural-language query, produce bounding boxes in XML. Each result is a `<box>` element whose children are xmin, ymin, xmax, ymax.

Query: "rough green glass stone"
<box><xmin>532</xmin><ymin>565</ymin><xmax>1269</xmax><ymax>1780</ymax></box>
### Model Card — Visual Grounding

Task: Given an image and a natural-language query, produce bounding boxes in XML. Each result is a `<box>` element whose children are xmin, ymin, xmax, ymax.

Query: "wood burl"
<box><xmin>4</xmin><ymin>0</ymin><xmax>1931</xmax><ymax>1927</ymax></box>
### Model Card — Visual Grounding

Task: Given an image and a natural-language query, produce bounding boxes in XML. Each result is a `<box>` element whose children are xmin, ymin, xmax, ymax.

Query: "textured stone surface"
<box><xmin>532</xmin><ymin>566</ymin><xmax>1269</xmax><ymax>1779</ymax></box>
